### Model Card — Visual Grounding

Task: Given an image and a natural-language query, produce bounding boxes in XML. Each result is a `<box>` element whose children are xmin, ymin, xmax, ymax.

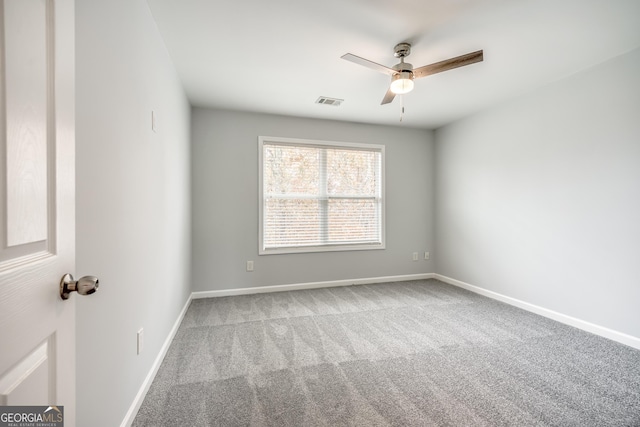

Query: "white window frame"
<box><xmin>259</xmin><ymin>136</ymin><xmax>385</xmax><ymax>255</ymax></box>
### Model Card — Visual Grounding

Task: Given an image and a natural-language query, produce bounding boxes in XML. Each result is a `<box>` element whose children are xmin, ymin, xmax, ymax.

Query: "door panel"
<box><xmin>0</xmin><ymin>0</ymin><xmax>75</xmax><ymax>424</ymax></box>
<box><xmin>5</xmin><ymin>0</ymin><xmax>48</xmax><ymax>247</ymax></box>
<box><xmin>0</xmin><ymin>338</ymin><xmax>51</xmax><ymax>405</ymax></box>
<box><xmin>0</xmin><ymin>0</ymin><xmax>51</xmax><ymax>265</ymax></box>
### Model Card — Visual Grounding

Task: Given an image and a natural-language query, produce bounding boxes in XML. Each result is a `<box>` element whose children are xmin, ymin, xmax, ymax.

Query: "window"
<box><xmin>259</xmin><ymin>136</ymin><xmax>385</xmax><ymax>254</ymax></box>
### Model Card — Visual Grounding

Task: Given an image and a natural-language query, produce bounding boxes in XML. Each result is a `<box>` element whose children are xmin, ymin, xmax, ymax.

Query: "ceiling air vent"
<box><xmin>315</xmin><ymin>96</ymin><xmax>343</xmax><ymax>107</ymax></box>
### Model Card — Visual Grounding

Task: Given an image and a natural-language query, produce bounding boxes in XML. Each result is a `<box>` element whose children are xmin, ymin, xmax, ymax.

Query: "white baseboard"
<box><xmin>192</xmin><ymin>273</ymin><xmax>435</xmax><ymax>299</ymax></box>
<box><xmin>434</xmin><ymin>274</ymin><xmax>640</xmax><ymax>350</ymax></box>
<box><xmin>120</xmin><ymin>295</ymin><xmax>193</xmax><ymax>427</ymax></box>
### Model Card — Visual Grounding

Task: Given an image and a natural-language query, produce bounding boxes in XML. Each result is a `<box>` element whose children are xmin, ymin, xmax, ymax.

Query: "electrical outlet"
<box><xmin>424</xmin><ymin>251</ymin><xmax>430</xmax><ymax>260</ymax></box>
<box><xmin>151</xmin><ymin>110</ymin><xmax>157</xmax><ymax>132</ymax></box>
<box><xmin>412</xmin><ymin>252</ymin><xmax>419</xmax><ymax>261</ymax></box>
<box><xmin>246</xmin><ymin>260</ymin><xmax>254</xmax><ymax>272</ymax></box>
<box><xmin>137</xmin><ymin>328</ymin><xmax>144</xmax><ymax>355</ymax></box>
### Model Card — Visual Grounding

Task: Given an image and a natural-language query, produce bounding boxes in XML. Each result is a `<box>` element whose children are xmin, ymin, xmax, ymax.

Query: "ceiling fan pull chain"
<box><xmin>400</xmin><ymin>96</ymin><xmax>404</xmax><ymax>122</ymax></box>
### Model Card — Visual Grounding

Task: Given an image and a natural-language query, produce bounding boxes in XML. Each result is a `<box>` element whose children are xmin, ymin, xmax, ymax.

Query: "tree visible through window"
<box><xmin>259</xmin><ymin>136</ymin><xmax>385</xmax><ymax>254</ymax></box>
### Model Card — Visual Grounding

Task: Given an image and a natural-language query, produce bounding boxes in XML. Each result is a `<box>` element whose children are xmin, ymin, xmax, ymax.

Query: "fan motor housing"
<box><xmin>393</xmin><ymin>62</ymin><xmax>414</xmax><ymax>74</ymax></box>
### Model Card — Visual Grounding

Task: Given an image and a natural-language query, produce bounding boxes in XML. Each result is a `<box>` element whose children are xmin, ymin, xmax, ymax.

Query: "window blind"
<box><xmin>260</xmin><ymin>137</ymin><xmax>384</xmax><ymax>254</ymax></box>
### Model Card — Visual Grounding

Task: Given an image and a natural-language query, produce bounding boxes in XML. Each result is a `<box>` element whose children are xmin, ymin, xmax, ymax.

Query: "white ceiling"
<box><xmin>146</xmin><ymin>0</ymin><xmax>640</xmax><ymax>129</ymax></box>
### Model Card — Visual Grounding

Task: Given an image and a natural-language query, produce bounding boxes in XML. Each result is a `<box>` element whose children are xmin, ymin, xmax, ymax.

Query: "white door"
<box><xmin>0</xmin><ymin>0</ymin><xmax>77</xmax><ymax>425</ymax></box>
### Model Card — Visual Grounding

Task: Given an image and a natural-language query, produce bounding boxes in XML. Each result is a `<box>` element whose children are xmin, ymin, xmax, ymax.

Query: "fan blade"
<box><xmin>341</xmin><ymin>53</ymin><xmax>396</xmax><ymax>76</ymax></box>
<box><xmin>381</xmin><ymin>88</ymin><xmax>396</xmax><ymax>105</ymax></box>
<box><xmin>413</xmin><ymin>50</ymin><xmax>483</xmax><ymax>79</ymax></box>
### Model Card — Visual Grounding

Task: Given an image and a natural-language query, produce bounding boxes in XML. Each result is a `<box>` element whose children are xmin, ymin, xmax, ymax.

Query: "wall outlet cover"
<box><xmin>137</xmin><ymin>328</ymin><xmax>144</xmax><ymax>355</ymax></box>
<box><xmin>151</xmin><ymin>110</ymin><xmax>157</xmax><ymax>132</ymax></box>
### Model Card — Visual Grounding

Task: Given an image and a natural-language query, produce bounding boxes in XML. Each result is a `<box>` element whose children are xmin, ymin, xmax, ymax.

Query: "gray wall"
<box><xmin>435</xmin><ymin>48</ymin><xmax>640</xmax><ymax>337</ymax></box>
<box><xmin>76</xmin><ymin>0</ymin><xmax>191</xmax><ymax>426</ymax></box>
<box><xmin>192</xmin><ymin>109</ymin><xmax>435</xmax><ymax>291</ymax></box>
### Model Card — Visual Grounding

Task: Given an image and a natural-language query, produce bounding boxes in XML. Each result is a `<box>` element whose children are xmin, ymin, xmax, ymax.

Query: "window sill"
<box><xmin>259</xmin><ymin>243</ymin><xmax>385</xmax><ymax>255</ymax></box>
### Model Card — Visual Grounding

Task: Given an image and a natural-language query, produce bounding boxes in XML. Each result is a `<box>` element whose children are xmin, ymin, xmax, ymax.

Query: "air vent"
<box><xmin>315</xmin><ymin>96</ymin><xmax>343</xmax><ymax>107</ymax></box>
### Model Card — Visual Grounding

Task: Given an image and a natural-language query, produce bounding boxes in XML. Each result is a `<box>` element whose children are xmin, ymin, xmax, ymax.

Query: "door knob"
<box><xmin>60</xmin><ymin>274</ymin><xmax>99</xmax><ymax>300</ymax></box>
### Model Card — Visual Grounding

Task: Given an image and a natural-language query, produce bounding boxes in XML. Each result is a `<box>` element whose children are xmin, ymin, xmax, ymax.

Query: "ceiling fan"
<box><xmin>341</xmin><ymin>43</ymin><xmax>483</xmax><ymax>105</ymax></box>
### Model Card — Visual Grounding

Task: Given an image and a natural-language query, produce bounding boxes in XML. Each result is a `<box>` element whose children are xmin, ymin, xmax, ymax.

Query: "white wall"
<box><xmin>192</xmin><ymin>108</ymin><xmax>435</xmax><ymax>291</ymax></box>
<box><xmin>76</xmin><ymin>0</ymin><xmax>191</xmax><ymax>426</ymax></box>
<box><xmin>435</xmin><ymin>48</ymin><xmax>640</xmax><ymax>338</ymax></box>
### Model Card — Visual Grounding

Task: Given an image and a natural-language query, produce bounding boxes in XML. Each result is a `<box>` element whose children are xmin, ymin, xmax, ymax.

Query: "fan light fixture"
<box><xmin>390</xmin><ymin>71</ymin><xmax>414</xmax><ymax>94</ymax></box>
